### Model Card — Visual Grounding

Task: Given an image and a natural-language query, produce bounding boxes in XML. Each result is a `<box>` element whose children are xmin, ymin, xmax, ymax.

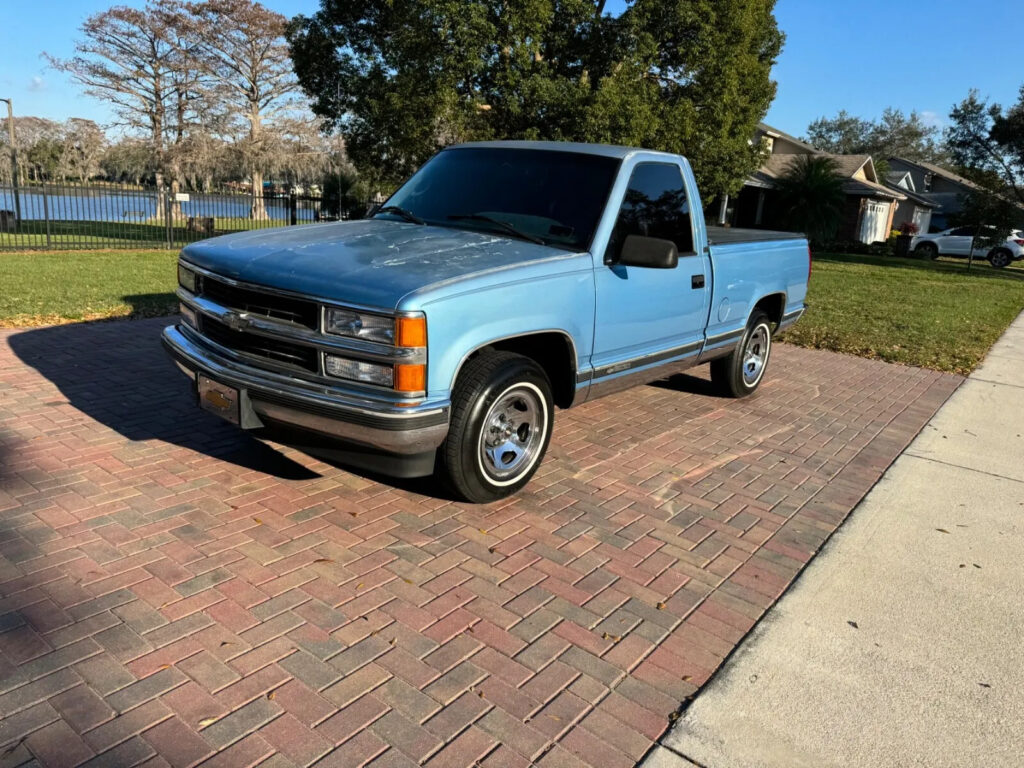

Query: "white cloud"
<box><xmin>28</xmin><ymin>76</ymin><xmax>46</xmax><ymax>92</ymax></box>
<box><xmin>919</xmin><ymin>110</ymin><xmax>945</xmax><ymax>129</ymax></box>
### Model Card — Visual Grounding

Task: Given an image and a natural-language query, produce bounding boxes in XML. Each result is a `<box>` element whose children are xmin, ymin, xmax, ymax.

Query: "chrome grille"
<box><xmin>200</xmin><ymin>316</ymin><xmax>318</xmax><ymax>373</ymax></box>
<box><xmin>200</xmin><ymin>277</ymin><xmax>319</xmax><ymax>329</ymax></box>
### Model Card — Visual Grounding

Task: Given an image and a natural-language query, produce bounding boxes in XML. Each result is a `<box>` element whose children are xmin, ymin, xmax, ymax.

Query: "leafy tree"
<box><xmin>26</xmin><ymin>137</ymin><xmax>63</xmax><ymax>182</ymax></box>
<box><xmin>946</xmin><ymin>88</ymin><xmax>1024</xmax><ymax>207</ymax></box>
<box><xmin>321</xmin><ymin>164</ymin><xmax>370</xmax><ymax>220</ymax></box>
<box><xmin>774</xmin><ymin>154</ymin><xmax>845</xmax><ymax>247</ymax></box>
<box><xmin>804</xmin><ymin>110</ymin><xmax>873</xmax><ymax>155</ymax></box>
<box><xmin>287</xmin><ymin>0</ymin><xmax>783</xmax><ymax>196</ymax></box>
<box><xmin>101</xmin><ymin>137</ymin><xmax>153</xmax><ymax>184</ymax></box>
<box><xmin>945</xmin><ymin>87</ymin><xmax>1024</xmax><ymax>266</ymax></box>
<box><xmin>806</xmin><ymin>107</ymin><xmax>946</xmax><ymax>170</ymax></box>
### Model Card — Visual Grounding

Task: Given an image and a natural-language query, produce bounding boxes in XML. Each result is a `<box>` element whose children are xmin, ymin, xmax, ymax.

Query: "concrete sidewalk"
<box><xmin>644</xmin><ymin>313</ymin><xmax>1024</xmax><ymax>768</ymax></box>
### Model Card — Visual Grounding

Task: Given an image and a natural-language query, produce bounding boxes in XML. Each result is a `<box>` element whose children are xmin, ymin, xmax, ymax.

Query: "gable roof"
<box><xmin>755</xmin><ymin>123</ymin><xmax>819</xmax><ymax>153</ymax></box>
<box><xmin>754</xmin><ymin>153</ymin><xmax>905</xmax><ymax>200</ymax></box>
<box><xmin>886</xmin><ymin>171</ymin><xmax>914</xmax><ymax>190</ymax></box>
<box><xmin>887</xmin><ymin>157</ymin><xmax>985</xmax><ymax>193</ymax></box>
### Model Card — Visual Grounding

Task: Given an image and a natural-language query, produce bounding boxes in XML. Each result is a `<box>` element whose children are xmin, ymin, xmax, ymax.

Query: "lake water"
<box><xmin>0</xmin><ymin>187</ymin><xmax>321</xmax><ymax>223</ymax></box>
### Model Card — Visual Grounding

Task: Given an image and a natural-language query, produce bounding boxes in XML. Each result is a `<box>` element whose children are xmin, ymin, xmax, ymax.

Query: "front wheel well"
<box><xmin>458</xmin><ymin>332</ymin><xmax>578</xmax><ymax>409</ymax></box>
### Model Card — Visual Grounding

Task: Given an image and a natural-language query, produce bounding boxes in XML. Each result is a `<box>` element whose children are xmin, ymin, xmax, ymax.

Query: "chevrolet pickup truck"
<box><xmin>164</xmin><ymin>141</ymin><xmax>809</xmax><ymax>502</ymax></box>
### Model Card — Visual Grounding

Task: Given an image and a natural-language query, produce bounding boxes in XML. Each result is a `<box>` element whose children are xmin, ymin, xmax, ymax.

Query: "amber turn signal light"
<box><xmin>396</xmin><ymin>316</ymin><xmax>427</xmax><ymax>347</ymax></box>
<box><xmin>394</xmin><ymin>364</ymin><xmax>426</xmax><ymax>393</ymax></box>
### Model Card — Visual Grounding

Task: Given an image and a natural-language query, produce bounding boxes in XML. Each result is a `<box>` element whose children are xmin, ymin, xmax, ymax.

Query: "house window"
<box><xmin>922</xmin><ymin>173</ymin><xmax>933</xmax><ymax>192</ymax></box>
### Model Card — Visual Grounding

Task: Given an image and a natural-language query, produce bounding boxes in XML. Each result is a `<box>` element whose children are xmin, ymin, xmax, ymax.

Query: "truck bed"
<box><xmin>706</xmin><ymin>226</ymin><xmax>803</xmax><ymax>246</ymax></box>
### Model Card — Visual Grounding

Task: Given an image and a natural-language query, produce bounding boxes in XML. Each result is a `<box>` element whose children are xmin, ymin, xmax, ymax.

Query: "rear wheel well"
<box><xmin>460</xmin><ymin>333</ymin><xmax>577</xmax><ymax>409</ymax></box>
<box><xmin>753</xmin><ymin>293</ymin><xmax>786</xmax><ymax>329</ymax></box>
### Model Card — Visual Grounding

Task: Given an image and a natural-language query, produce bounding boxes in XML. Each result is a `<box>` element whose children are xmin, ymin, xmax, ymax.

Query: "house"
<box><xmin>889</xmin><ymin>157</ymin><xmax>1024</xmax><ymax>231</ymax></box>
<box><xmin>717</xmin><ymin>123</ymin><xmax>918</xmax><ymax>244</ymax></box>
<box><xmin>888</xmin><ymin>157</ymin><xmax>985</xmax><ymax>231</ymax></box>
<box><xmin>884</xmin><ymin>170</ymin><xmax>938</xmax><ymax>233</ymax></box>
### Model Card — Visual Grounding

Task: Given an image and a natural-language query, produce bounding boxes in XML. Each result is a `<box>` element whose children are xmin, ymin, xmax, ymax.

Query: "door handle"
<box><xmin>691</xmin><ymin>274</ymin><xmax>705</xmax><ymax>289</ymax></box>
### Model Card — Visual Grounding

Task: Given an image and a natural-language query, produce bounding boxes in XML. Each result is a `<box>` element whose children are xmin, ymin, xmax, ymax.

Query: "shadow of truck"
<box><xmin>7</xmin><ymin>311</ymin><xmax>318</xmax><ymax>481</ymax></box>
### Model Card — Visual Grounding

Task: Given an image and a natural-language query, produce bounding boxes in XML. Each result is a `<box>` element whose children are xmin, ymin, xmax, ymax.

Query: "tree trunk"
<box><xmin>250</xmin><ymin>169</ymin><xmax>268</xmax><ymax>220</ymax></box>
<box><xmin>248</xmin><ymin>103</ymin><xmax>269</xmax><ymax>220</ymax></box>
<box><xmin>169</xmin><ymin>175</ymin><xmax>184</xmax><ymax>220</ymax></box>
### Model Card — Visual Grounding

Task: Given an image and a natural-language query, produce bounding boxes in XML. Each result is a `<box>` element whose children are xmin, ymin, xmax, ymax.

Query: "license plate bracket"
<box><xmin>198</xmin><ymin>375</ymin><xmax>241</xmax><ymax>425</ymax></box>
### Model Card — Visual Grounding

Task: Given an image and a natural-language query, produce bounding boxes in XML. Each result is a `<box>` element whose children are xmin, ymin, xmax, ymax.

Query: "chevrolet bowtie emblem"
<box><xmin>223</xmin><ymin>312</ymin><xmax>252</xmax><ymax>332</ymax></box>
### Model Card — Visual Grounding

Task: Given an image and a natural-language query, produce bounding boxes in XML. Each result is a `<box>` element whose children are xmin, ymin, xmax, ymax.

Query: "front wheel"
<box><xmin>710</xmin><ymin>311</ymin><xmax>773</xmax><ymax>398</ymax></box>
<box><xmin>916</xmin><ymin>242</ymin><xmax>939</xmax><ymax>260</ymax></box>
<box><xmin>437</xmin><ymin>351</ymin><xmax>554</xmax><ymax>503</ymax></box>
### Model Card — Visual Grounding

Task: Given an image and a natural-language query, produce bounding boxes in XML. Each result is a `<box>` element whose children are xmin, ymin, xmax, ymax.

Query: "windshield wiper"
<box><xmin>377</xmin><ymin>205</ymin><xmax>425</xmax><ymax>225</ymax></box>
<box><xmin>448</xmin><ymin>213</ymin><xmax>545</xmax><ymax>245</ymax></box>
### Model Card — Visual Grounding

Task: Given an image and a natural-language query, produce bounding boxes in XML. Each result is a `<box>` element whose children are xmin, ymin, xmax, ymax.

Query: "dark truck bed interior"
<box><xmin>706</xmin><ymin>226</ymin><xmax>802</xmax><ymax>245</ymax></box>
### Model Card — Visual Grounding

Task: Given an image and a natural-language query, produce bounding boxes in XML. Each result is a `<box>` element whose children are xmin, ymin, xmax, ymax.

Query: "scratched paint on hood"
<box><xmin>179</xmin><ymin>218</ymin><xmax>570</xmax><ymax>309</ymax></box>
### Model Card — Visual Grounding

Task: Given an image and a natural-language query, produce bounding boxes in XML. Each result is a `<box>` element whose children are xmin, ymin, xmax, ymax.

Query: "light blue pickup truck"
<box><xmin>164</xmin><ymin>142</ymin><xmax>809</xmax><ymax>501</ymax></box>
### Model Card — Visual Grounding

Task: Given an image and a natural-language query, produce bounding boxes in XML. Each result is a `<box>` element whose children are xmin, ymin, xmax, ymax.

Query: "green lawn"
<box><xmin>780</xmin><ymin>253</ymin><xmax>1024</xmax><ymax>374</ymax></box>
<box><xmin>2</xmin><ymin>248</ymin><xmax>1022</xmax><ymax>375</ymax></box>
<box><xmin>0</xmin><ymin>218</ymin><xmax>290</xmax><ymax>250</ymax></box>
<box><xmin>0</xmin><ymin>249</ymin><xmax>179</xmax><ymax>326</ymax></box>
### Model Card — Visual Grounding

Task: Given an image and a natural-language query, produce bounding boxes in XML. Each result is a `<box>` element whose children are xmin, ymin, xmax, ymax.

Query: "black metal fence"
<box><xmin>0</xmin><ymin>181</ymin><xmax>365</xmax><ymax>251</ymax></box>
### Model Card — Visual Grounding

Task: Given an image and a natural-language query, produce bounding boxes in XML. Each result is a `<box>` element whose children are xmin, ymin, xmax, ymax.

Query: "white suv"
<box><xmin>911</xmin><ymin>226</ymin><xmax>1024</xmax><ymax>268</ymax></box>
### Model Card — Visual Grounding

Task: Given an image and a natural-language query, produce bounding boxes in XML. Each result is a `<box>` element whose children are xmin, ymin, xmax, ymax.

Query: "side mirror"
<box><xmin>617</xmin><ymin>234</ymin><xmax>679</xmax><ymax>269</ymax></box>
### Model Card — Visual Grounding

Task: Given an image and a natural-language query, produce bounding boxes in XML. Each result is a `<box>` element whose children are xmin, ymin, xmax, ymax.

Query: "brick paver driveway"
<box><xmin>0</xmin><ymin>317</ymin><xmax>959</xmax><ymax>768</ymax></box>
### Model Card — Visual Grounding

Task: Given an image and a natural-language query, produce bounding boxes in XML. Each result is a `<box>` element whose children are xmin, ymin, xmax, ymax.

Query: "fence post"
<box><xmin>164</xmin><ymin>187</ymin><xmax>173</xmax><ymax>249</ymax></box>
<box><xmin>42</xmin><ymin>185</ymin><xmax>51</xmax><ymax>250</ymax></box>
<box><xmin>289</xmin><ymin>192</ymin><xmax>297</xmax><ymax>226</ymax></box>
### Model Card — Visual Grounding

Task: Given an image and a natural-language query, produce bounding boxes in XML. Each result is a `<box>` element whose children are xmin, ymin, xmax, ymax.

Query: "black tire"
<box><xmin>916</xmin><ymin>242</ymin><xmax>939</xmax><ymax>260</ymax></box>
<box><xmin>710</xmin><ymin>311</ymin><xmax>773</xmax><ymax>398</ymax></box>
<box><xmin>988</xmin><ymin>249</ymin><xmax>1012</xmax><ymax>269</ymax></box>
<box><xmin>436</xmin><ymin>351</ymin><xmax>554</xmax><ymax>503</ymax></box>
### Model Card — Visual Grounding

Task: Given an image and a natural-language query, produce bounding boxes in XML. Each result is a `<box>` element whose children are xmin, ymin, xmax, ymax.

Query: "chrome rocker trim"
<box><xmin>777</xmin><ymin>307</ymin><xmax>805</xmax><ymax>331</ymax></box>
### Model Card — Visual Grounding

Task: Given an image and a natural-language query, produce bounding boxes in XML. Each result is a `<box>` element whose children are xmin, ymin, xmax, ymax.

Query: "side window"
<box><xmin>607</xmin><ymin>163</ymin><xmax>693</xmax><ymax>261</ymax></box>
<box><xmin>949</xmin><ymin>226</ymin><xmax>975</xmax><ymax>237</ymax></box>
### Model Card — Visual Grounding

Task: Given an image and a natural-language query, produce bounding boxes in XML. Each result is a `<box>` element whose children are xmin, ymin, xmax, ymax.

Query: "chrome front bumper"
<box><xmin>162</xmin><ymin>324</ymin><xmax>449</xmax><ymax>455</ymax></box>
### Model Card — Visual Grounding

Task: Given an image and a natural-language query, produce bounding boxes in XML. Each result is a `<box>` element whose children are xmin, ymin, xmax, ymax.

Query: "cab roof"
<box><xmin>446</xmin><ymin>140</ymin><xmax>682</xmax><ymax>162</ymax></box>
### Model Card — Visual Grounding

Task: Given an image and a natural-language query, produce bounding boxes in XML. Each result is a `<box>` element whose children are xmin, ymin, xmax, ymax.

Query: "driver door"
<box><xmin>590</xmin><ymin>161</ymin><xmax>711</xmax><ymax>379</ymax></box>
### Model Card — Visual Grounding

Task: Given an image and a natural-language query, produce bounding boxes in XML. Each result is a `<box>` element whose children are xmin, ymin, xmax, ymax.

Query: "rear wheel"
<box><xmin>916</xmin><ymin>242</ymin><xmax>938</xmax><ymax>260</ymax></box>
<box><xmin>711</xmin><ymin>311</ymin><xmax>772</xmax><ymax>398</ymax></box>
<box><xmin>988</xmin><ymin>249</ymin><xmax>1012</xmax><ymax>269</ymax></box>
<box><xmin>437</xmin><ymin>351</ymin><xmax>554</xmax><ymax>503</ymax></box>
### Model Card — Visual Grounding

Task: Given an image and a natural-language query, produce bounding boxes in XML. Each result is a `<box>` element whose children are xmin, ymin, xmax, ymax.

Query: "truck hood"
<box><xmin>180</xmin><ymin>219</ymin><xmax>571</xmax><ymax>308</ymax></box>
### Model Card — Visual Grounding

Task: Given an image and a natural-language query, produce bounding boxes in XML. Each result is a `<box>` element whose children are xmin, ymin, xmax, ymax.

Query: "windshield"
<box><xmin>377</xmin><ymin>147</ymin><xmax>621</xmax><ymax>251</ymax></box>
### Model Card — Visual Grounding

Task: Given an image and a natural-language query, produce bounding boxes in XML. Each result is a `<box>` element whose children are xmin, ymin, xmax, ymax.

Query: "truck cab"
<box><xmin>164</xmin><ymin>141</ymin><xmax>809</xmax><ymax>501</ymax></box>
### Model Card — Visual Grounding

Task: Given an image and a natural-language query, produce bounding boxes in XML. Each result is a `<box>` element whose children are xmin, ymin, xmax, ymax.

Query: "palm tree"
<box><xmin>774</xmin><ymin>155</ymin><xmax>845</xmax><ymax>247</ymax></box>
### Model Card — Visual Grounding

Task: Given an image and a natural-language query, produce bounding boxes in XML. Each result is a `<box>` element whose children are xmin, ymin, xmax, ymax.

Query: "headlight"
<box><xmin>178</xmin><ymin>264</ymin><xmax>197</xmax><ymax>293</ymax></box>
<box><xmin>324</xmin><ymin>355</ymin><xmax>394</xmax><ymax>387</ymax></box>
<box><xmin>324</xmin><ymin>309</ymin><xmax>427</xmax><ymax>347</ymax></box>
<box><xmin>325</xmin><ymin>308</ymin><xmax>395</xmax><ymax>344</ymax></box>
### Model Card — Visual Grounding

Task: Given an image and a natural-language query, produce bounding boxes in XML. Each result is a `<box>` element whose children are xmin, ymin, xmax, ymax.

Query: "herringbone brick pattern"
<box><xmin>0</xmin><ymin>318</ymin><xmax>959</xmax><ymax>768</ymax></box>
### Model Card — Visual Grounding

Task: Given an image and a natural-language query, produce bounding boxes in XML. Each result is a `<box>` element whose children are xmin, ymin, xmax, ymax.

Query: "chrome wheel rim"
<box><xmin>478</xmin><ymin>385</ymin><xmax>545</xmax><ymax>483</ymax></box>
<box><xmin>992</xmin><ymin>253</ymin><xmax>1009</xmax><ymax>267</ymax></box>
<box><xmin>742</xmin><ymin>325</ymin><xmax>770</xmax><ymax>386</ymax></box>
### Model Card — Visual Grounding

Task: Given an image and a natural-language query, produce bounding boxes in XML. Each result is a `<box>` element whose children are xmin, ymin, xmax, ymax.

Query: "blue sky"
<box><xmin>2</xmin><ymin>0</ymin><xmax>1021</xmax><ymax>140</ymax></box>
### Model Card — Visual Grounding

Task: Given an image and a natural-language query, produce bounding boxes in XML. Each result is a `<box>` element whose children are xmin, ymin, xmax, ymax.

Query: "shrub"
<box><xmin>774</xmin><ymin>155</ymin><xmax>846</xmax><ymax>247</ymax></box>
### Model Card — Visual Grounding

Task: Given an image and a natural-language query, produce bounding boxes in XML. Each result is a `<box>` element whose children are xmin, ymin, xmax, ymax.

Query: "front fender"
<box><xmin>402</xmin><ymin>259</ymin><xmax>595</xmax><ymax>398</ymax></box>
